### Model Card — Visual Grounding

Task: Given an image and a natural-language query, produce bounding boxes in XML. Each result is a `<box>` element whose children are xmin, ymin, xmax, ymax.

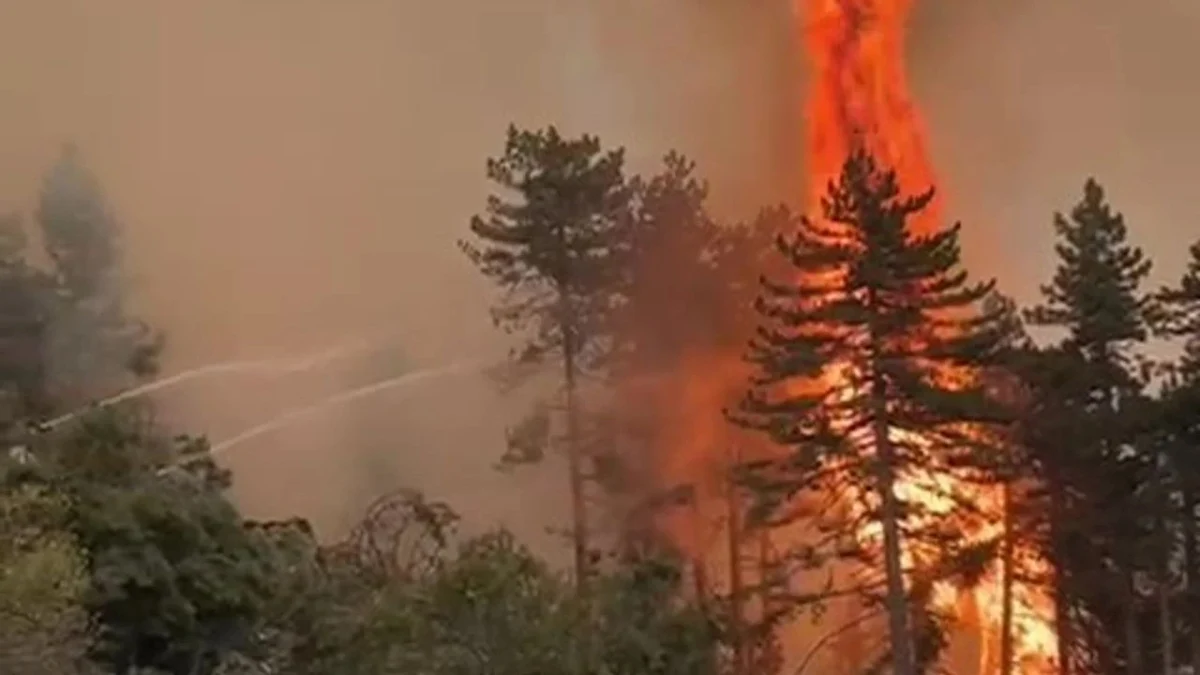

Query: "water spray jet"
<box><xmin>153</xmin><ymin>359</ymin><xmax>492</xmax><ymax>477</ymax></box>
<box><xmin>39</xmin><ymin>334</ymin><xmax>395</xmax><ymax>431</ymax></box>
<box><xmin>207</xmin><ymin>359</ymin><xmax>486</xmax><ymax>457</ymax></box>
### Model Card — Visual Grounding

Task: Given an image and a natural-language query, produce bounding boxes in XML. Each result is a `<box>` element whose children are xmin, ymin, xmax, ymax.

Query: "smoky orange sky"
<box><xmin>0</xmin><ymin>0</ymin><xmax>1195</xmax><ymax>556</ymax></box>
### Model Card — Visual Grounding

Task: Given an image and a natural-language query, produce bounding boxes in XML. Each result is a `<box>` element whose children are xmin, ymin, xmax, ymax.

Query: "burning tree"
<box><xmin>1161</xmin><ymin>241</ymin><xmax>1200</xmax><ymax>375</ymax></box>
<box><xmin>591</xmin><ymin>150</ymin><xmax>729</xmax><ymax>542</ymax></box>
<box><xmin>732</xmin><ymin>149</ymin><xmax>1014</xmax><ymax>675</ymax></box>
<box><xmin>601</xmin><ymin>153</ymin><xmax>786</xmax><ymax>674</ymax></box>
<box><xmin>601</xmin><ymin>152</ymin><xmax>777</xmax><ymax>533</ymax></box>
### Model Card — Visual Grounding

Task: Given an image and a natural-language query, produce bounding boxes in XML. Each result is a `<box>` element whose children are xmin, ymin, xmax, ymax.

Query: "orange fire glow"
<box><xmin>797</xmin><ymin>0</ymin><xmax>1056</xmax><ymax>673</ymax></box>
<box><xmin>804</xmin><ymin>0</ymin><xmax>939</xmax><ymax>235</ymax></box>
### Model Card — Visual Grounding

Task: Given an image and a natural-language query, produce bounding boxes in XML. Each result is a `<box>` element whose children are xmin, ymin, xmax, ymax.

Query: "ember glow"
<box><xmin>797</xmin><ymin>0</ymin><xmax>1057</xmax><ymax>672</ymax></box>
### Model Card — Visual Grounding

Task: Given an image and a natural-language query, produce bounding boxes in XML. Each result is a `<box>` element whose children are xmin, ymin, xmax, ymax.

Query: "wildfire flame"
<box><xmin>797</xmin><ymin>0</ymin><xmax>1057</xmax><ymax>672</ymax></box>
<box><xmin>804</xmin><ymin>0</ymin><xmax>939</xmax><ymax>235</ymax></box>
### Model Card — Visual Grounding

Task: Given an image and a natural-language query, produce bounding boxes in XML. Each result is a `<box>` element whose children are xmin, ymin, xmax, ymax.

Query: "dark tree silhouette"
<box><xmin>733</xmin><ymin>149</ymin><xmax>1012</xmax><ymax>675</ymax></box>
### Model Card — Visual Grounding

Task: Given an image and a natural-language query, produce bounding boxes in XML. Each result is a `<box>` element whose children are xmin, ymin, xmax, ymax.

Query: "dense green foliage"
<box><xmin>0</xmin><ymin>478</ymin><xmax>89</xmax><ymax>674</ymax></box>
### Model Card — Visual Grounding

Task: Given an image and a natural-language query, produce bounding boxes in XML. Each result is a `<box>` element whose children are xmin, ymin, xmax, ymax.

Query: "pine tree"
<box><xmin>598</xmin><ymin>151</ymin><xmax>722</xmax><ymax>540</ymax></box>
<box><xmin>732</xmin><ymin>149</ymin><xmax>1013</xmax><ymax>675</ymax></box>
<box><xmin>1024</xmin><ymin>178</ymin><xmax>1157</xmax><ymax>675</ymax></box>
<box><xmin>1159</xmin><ymin>239</ymin><xmax>1200</xmax><ymax>674</ymax></box>
<box><xmin>1161</xmin><ymin>239</ymin><xmax>1200</xmax><ymax>375</ymax></box>
<box><xmin>459</xmin><ymin>125</ymin><xmax>630</xmax><ymax>584</ymax></box>
<box><xmin>1011</xmin><ymin>342</ymin><xmax>1115</xmax><ymax>674</ymax></box>
<box><xmin>1025</xmin><ymin>179</ymin><xmax>1153</xmax><ymax>373</ymax></box>
<box><xmin>970</xmin><ymin>292</ymin><xmax>1031</xmax><ymax>675</ymax></box>
<box><xmin>608</xmin><ymin>152</ymin><xmax>719</xmax><ymax>377</ymax></box>
<box><xmin>609</xmin><ymin>151</ymin><xmax>779</xmax><ymax>374</ymax></box>
<box><xmin>36</xmin><ymin>145</ymin><xmax>162</xmax><ymax>409</ymax></box>
<box><xmin>600</xmin><ymin>152</ymin><xmax>775</xmax><ymax>522</ymax></box>
<box><xmin>599</xmin><ymin>153</ymin><xmax>785</xmax><ymax>674</ymax></box>
<box><xmin>1141</xmin><ymin>390</ymin><xmax>1180</xmax><ymax>675</ymax></box>
<box><xmin>0</xmin><ymin>214</ymin><xmax>54</xmax><ymax>426</ymax></box>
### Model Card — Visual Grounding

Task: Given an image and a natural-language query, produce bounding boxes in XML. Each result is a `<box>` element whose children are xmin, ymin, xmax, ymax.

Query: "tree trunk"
<box><xmin>871</xmin><ymin>380</ymin><xmax>916</xmax><ymax>675</ymax></box>
<box><xmin>999</xmin><ymin>477</ymin><xmax>1016</xmax><ymax>675</ymax></box>
<box><xmin>1125</xmin><ymin>568</ymin><xmax>1144</xmax><ymax>675</ymax></box>
<box><xmin>727</xmin><ymin>447</ymin><xmax>749</xmax><ymax>675</ymax></box>
<box><xmin>1182</xmin><ymin>487</ymin><xmax>1200</xmax><ymax>675</ymax></box>
<box><xmin>1050</xmin><ymin>478</ymin><xmax>1074</xmax><ymax>675</ymax></box>
<box><xmin>562</xmin><ymin>326</ymin><xmax>589</xmax><ymax>587</ymax></box>
<box><xmin>1159</xmin><ymin>576</ymin><xmax>1173</xmax><ymax>675</ymax></box>
<box><xmin>1158</xmin><ymin>470</ymin><xmax>1174</xmax><ymax>675</ymax></box>
<box><xmin>864</xmin><ymin>286</ymin><xmax>914</xmax><ymax>675</ymax></box>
